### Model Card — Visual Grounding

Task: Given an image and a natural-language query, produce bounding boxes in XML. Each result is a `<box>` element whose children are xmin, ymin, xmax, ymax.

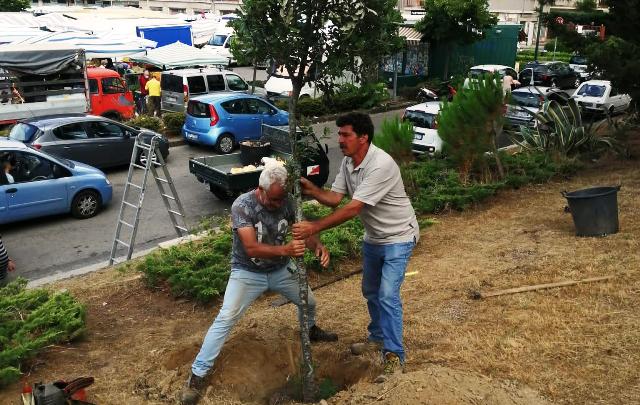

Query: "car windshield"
<box><xmin>577</xmin><ymin>84</ymin><xmax>606</xmax><ymax>97</ymax></box>
<box><xmin>510</xmin><ymin>91</ymin><xmax>543</xmax><ymax>108</ymax></box>
<box><xmin>404</xmin><ymin>110</ymin><xmax>437</xmax><ymax>129</ymax></box>
<box><xmin>523</xmin><ymin>63</ymin><xmax>548</xmax><ymax>73</ymax></box>
<box><xmin>469</xmin><ymin>68</ymin><xmax>499</xmax><ymax>78</ymax></box>
<box><xmin>8</xmin><ymin>123</ymin><xmax>39</xmax><ymax>142</ymax></box>
<box><xmin>570</xmin><ymin>56</ymin><xmax>587</xmax><ymax>65</ymax></box>
<box><xmin>208</xmin><ymin>35</ymin><xmax>228</xmax><ymax>46</ymax></box>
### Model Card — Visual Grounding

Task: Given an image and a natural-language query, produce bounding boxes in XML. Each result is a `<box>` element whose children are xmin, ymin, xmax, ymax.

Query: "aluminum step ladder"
<box><xmin>109</xmin><ymin>134</ymin><xmax>188</xmax><ymax>266</ymax></box>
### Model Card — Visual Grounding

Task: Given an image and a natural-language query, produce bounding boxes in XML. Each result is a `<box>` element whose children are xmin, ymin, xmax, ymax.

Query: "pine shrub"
<box><xmin>372</xmin><ymin>117</ymin><xmax>414</xmax><ymax>164</ymax></box>
<box><xmin>0</xmin><ymin>279</ymin><xmax>86</xmax><ymax>386</ymax></box>
<box><xmin>162</xmin><ymin>112</ymin><xmax>186</xmax><ymax>132</ymax></box>
<box><xmin>125</xmin><ymin>115</ymin><xmax>163</xmax><ymax>133</ymax></box>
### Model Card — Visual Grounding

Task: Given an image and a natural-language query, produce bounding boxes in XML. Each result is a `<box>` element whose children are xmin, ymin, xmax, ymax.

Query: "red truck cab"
<box><xmin>87</xmin><ymin>68</ymin><xmax>135</xmax><ymax>121</ymax></box>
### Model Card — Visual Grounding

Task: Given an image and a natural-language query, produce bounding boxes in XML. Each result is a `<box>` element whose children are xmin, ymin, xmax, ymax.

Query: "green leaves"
<box><xmin>415</xmin><ymin>0</ymin><xmax>497</xmax><ymax>45</ymax></box>
<box><xmin>372</xmin><ymin>117</ymin><xmax>415</xmax><ymax>164</ymax></box>
<box><xmin>0</xmin><ymin>279</ymin><xmax>85</xmax><ymax>386</ymax></box>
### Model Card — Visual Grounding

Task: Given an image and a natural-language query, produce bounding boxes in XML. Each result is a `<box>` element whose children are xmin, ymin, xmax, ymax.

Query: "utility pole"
<box><xmin>533</xmin><ymin>2</ymin><xmax>544</xmax><ymax>61</ymax></box>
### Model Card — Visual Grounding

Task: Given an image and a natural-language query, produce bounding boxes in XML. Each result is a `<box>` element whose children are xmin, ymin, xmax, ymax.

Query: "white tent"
<box><xmin>129</xmin><ymin>41</ymin><xmax>228</xmax><ymax>69</ymax></box>
<box><xmin>9</xmin><ymin>31</ymin><xmax>155</xmax><ymax>59</ymax></box>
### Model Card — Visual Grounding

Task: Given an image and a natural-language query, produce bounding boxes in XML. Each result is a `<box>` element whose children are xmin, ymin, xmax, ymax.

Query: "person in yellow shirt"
<box><xmin>145</xmin><ymin>73</ymin><xmax>162</xmax><ymax>117</ymax></box>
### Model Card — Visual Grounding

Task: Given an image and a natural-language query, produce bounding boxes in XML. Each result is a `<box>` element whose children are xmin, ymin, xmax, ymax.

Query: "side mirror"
<box><xmin>124</xmin><ymin>131</ymin><xmax>131</xmax><ymax>138</ymax></box>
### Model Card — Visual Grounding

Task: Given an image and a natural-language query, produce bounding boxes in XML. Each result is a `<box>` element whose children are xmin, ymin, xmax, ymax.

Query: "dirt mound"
<box><xmin>332</xmin><ymin>366</ymin><xmax>550</xmax><ymax>405</ymax></box>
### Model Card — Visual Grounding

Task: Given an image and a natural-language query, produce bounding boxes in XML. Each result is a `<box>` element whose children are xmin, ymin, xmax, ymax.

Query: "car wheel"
<box><xmin>299</xmin><ymin>94</ymin><xmax>311</xmax><ymax>100</ymax></box>
<box><xmin>210</xmin><ymin>184</ymin><xmax>239</xmax><ymax>200</ymax></box>
<box><xmin>216</xmin><ymin>134</ymin><xmax>235</xmax><ymax>154</ymax></box>
<box><xmin>71</xmin><ymin>190</ymin><xmax>101</xmax><ymax>219</ymax></box>
<box><xmin>137</xmin><ymin>149</ymin><xmax>159</xmax><ymax>166</ymax></box>
<box><xmin>573</xmin><ymin>78</ymin><xmax>581</xmax><ymax>89</ymax></box>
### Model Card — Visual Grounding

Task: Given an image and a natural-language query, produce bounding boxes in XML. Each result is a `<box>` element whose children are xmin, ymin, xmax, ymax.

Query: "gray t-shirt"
<box><xmin>231</xmin><ymin>190</ymin><xmax>296</xmax><ymax>273</ymax></box>
<box><xmin>331</xmin><ymin>144</ymin><xmax>419</xmax><ymax>245</ymax></box>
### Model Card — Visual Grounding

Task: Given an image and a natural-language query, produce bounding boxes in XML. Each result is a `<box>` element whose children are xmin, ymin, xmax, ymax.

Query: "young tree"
<box><xmin>437</xmin><ymin>74</ymin><xmax>506</xmax><ymax>183</ymax></box>
<box><xmin>533</xmin><ymin>0</ymin><xmax>555</xmax><ymax>61</ymax></box>
<box><xmin>415</xmin><ymin>0</ymin><xmax>497</xmax><ymax>80</ymax></box>
<box><xmin>0</xmin><ymin>0</ymin><xmax>29</xmax><ymax>12</ymax></box>
<box><xmin>233</xmin><ymin>1</ymin><xmax>400</xmax><ymax>401</ymax></box>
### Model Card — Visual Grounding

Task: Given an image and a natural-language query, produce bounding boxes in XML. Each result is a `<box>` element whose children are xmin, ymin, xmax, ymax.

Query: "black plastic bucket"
<box><xmin>562</xmin><ymin>186</ymin><xmax>620</xmax><ymax>237</ymax></box>
<box><xmin>239</xmin><ymin>141</ymin><xmax>271</xmax><ymax>166</ymax></box>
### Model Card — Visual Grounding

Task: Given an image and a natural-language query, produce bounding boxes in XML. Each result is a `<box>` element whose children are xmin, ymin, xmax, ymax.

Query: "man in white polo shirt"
<box><xmin>292</xmin><ymin>112</ymin><xmax>419</xmax><ymax>382</ymax></box>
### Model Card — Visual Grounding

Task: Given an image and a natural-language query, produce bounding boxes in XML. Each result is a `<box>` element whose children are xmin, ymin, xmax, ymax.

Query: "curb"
<box><xmin>28</xmin><ymin>230</ymin><xmax>212</xmax><ymax>289</ymax></box>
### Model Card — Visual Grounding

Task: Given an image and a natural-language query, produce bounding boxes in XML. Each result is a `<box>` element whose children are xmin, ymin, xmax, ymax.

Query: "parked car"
<box><xmin>518</xmin><ymin>61</ymin><xmax>580</xmax><ymax>89</ymax></box>
<box><xmin>265</xmin><ymin>65</ymin><xmax>322</xmax><ymax>101</ymax></box>
<box><xmin>160</xmin><ymin>68</ymin><xmax>267</xmax><ymax>113</ymax></box>
<box><xmin>568</xmin><ymin>55</ymin><xmax>590</xmax><ymax>82</ymax></box>
<box><xmin>8</xmin><ymin>114</ymin><xmax>169</xmax><ymax>169</ymax></box>
<box><xmin>402</xmin><ymin>101</ymin><xmax>443</xmax><ymax>155</ymax></box>
<box><xmin>0</xmin><ymin>139</ymin><xmax>112</xmax><ymax>224</ymax></box>
<box><xmin>86</xmin><ymin>67</ymin><xmax>136</xmax><ymax>121</ymax></box>
<box><xmin>463</xmin><ymin>64</ymin><xmax>519</xmax><ymax>89</ymax></box>
<box><xmin>505</xmin><ymin>86</ymin><xmax>569</xmax><ymax>129</ymax></box>
<box><xmin>571</xmin><ymin>80</ymin><xmax>632</xmax><ymax>115</ymax></box>
<box><xmin>182</xmin><ymin>93</ymin><xmax>289</xmax><ymax>153</ymax></box>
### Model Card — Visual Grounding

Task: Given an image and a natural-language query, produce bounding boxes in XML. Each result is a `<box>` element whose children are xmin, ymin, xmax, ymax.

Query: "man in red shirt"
<box><xmin>137</xmin><ymin>69</ymin><xmax>150</xmax><ymax>114</ymax></box>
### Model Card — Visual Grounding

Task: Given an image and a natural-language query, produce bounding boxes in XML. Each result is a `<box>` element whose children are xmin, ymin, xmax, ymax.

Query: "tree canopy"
<box><xmin>0</xmin><ymin>0</ymin><xmax>30</xmax><ymax>12</ymax></box>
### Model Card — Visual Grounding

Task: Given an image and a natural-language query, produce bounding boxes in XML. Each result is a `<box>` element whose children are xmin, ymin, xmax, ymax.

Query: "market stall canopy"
<box><xmin>0</xmin><ymin>44</ymin><xmax>84</xmax><ymax>75</ymax></box>
<box><xmin>8</xmin><ymin>31</ymin><xmax>154</xmax><ymax>59</ymax></box>
<box><xmin>399</xmin><ymin>26</ymin><xmax>423</xmax><ymax>45</ymax></box>
<box><xmin>129</xmin><ymin>41</ymin><xmax>228</xmax><ymax>69</ymax></box>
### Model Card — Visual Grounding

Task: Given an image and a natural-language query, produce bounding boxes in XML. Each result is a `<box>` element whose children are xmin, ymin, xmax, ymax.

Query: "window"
<box><xmin>187</xmin><ymin>101</ymin><xmax>210</xmax><ymax>118</ymax></box>
<box><xmin>208</xmin><ymin>35</ymin><xmax>228</xmax><ymax>46</ymax></box>
<box><xmin>226</xmin><ymin>74</ymin><xmax>248</xmax><ymax>91</ymax></box>
<box><xmin>53</xmin><ymin>123</ymin><xmax>89</xmax><ymax>140</ymax></box>
<box><xmin>403</xmin><ymin>110</ymin><xmax>437</xmax><ymax>129</ymax></box>
<box><xmin>610</xmin><ymin>87</ymin><xmax>618</xmax><ymax>96</ymax></box>
<box><xmin>206</xmin><ymin>75</ymin><xmax>225</xmax><ymax>92</ymax></box>
<box><xmin>221</xmin><ymin>99</ymin><xmax>246</xmax><ymax>114</ymax></box>
<box><xmin>89</xmin><ymin>79</ymin><xmax>99</xmax><ymax>94</ymax></box>
<box><xmin>246</xmin><ymin>99</ymin><xmax>272</xmax><ymax>114</ymax></box>
<box><xmin>9</xmin><ymin>123</ymin><xmax>39</xmax><ymax>142</ymax></box>
<box><xmin>161</xmin><ymin>74</ymin><xmax>183</xmax><ymax>93</ymax></box>
<box><xmin>86</xmin><ymin>121</ymin><xmax>124</xmax><ymax>138</ymax></box>
<box><xmin>11</xmin><ymin>152</ymin><xmax>55</xmax><ymax>183</ymax></box>
<box><xmin>187</xmin><ymin>76</ymin><xmax>207</xmax><ymax>95</ymax></box>
<box><xmin>577</xmin><ymin>85</ymin><xmax>606</xmax><ymax>97</ymax></box>
<box><xmin>101</xmin><ymin>77</ymin><xmax>125</xmax><ymax>94</ymax></box>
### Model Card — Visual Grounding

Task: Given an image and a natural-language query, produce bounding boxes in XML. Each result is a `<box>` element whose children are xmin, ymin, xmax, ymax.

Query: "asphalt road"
<box><xmin>4</xmin><ymin>109</ymin><xmax>404</xmax><ymax>283</ymax></box>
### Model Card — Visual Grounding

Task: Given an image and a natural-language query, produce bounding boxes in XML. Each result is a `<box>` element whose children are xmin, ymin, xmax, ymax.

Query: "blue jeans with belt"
<box><xmin>191</xmin><ymin>264</ymin><xmax>316</xmax><ymax>377</ymax></box>
<box><xmin>361</xmin><ymin>239</ymin><xmax>415</xmax><ymax>363</ymax></box>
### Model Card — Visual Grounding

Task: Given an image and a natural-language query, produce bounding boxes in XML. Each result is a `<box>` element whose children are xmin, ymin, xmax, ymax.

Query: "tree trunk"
<box><xmin>491</xmin><ymin>119</ymin><xmax>505</xmax><ymax>179</ymax></box>
<box><xmin>288</xmin><ymin>75</ymin><xmax>316</xmax><ymax>403</ymax></box>
<box><xmin>251</xmin><ymin>59</ymin><xmax>257</xmax><ymax>95</ymax></box>
<box><xmin>443</xmin><ymin>47</ymin><xmax>451</xmax><ymax>81</ymax></box>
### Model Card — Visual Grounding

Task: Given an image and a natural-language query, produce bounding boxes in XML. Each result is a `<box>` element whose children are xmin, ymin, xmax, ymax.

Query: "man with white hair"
<box><xmin>180</xmin><ymin>164</ymin><xmax>337</xmax><ymax>405</ymax></box>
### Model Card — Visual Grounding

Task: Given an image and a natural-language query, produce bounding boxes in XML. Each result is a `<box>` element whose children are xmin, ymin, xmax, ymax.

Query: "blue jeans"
<box><xmin>191</xmin><ymin>264</ymin><xmax>316</xmax><ymax>377</ymax></box>
<box><xmin>362</xmin><ymin>239</ymin><xmax>415</xmax><ymax>363</ymax></box>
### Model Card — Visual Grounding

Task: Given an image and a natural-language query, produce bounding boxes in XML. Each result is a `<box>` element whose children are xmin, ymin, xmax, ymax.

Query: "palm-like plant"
<box><xmin>511</xmin><ymin>99</ymin><xmax>615</xmax><ymax>158</ymax></box>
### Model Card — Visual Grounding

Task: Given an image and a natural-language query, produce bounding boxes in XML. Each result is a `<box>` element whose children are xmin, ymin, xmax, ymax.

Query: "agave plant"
<box><xmin>510</xmin><ymin>99</ymin><xmax>616</xmax><ymax>158</ymax></box>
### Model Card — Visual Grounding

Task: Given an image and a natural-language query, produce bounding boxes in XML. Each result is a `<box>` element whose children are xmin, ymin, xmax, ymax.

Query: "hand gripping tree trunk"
<box><xmin>289</xmin><ymin>69</ymin><xmax>316</xmax><ymax>402</ymax></box>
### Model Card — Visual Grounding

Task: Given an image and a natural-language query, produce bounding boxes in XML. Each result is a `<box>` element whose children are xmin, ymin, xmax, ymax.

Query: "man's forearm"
<box><xmin>245</xmin><ymin>243</ymin><xmax>287</xmax><ymax>259</ymax></box>
<box><xmin>313</xmin><ymin>204</ymin><xmax>360</xmax><ymax>233</ymax></box>
<box><xmin>310</xmin><ymin>187</ymin><xmax>343</xmax><ymax>208</ymax></box>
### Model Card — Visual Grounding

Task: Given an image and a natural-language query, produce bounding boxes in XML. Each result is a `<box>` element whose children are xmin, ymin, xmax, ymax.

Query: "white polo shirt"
<box><xmin>331</xmin><ymin>144</ymin><xmax>419</xmax><ymax>245</ymax></box>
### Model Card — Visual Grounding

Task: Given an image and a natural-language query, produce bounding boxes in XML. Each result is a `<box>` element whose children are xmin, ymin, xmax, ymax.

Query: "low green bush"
<box><xmin>125</xmin><ymin>115</ymin><xmax>163</xmax><ymax>132</ymax></box>
<box><xmin>296</xmin><ymin>97</ymin><xmax>328</xmax><ymax>118</ymax></box>
<box><xmin>372</xmin><ymin>117</ymin><xmax>414</xmax><ymax>164</ymax></box>
<box><xmin>162</xmin><ymin>112</ymin><xmax>186</xmax><ymax>132</ymax></box>
<box><xmin>328</xmin><ymin>82</ymin><xmax>389</xmax><ymax>112</ymax></box>
<box><xmin>0</xmin><ymin>279</ymin><xmax>86</xmax><ymax>386</ymax></box>
<box><xmin>138</xmin><ymin>203</ymin><xmax>364</xmax><ymax>301</ymax></box>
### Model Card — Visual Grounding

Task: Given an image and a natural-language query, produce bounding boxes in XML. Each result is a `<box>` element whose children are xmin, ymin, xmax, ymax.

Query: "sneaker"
<box><xmin>350</xmin><ymin>340</ymin><xmax>383</xmax><ymax>355</ymax></box>
<box><xmin>309</xmin><ymin>324</ymin><xmax>338</xmax><ymax>342</ymax></box>
<box><xmin>374</xmin><ymin>352</ymin><xmax>403</xmax><ymax>383</ymax></box>
<box><xmin>179</xmin><ymin>373</ymin><xmax>206</xmax><ymax>405</ymax></box>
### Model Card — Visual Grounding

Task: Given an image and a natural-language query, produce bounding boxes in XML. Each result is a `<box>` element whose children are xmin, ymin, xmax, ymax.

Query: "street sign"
<box><xmin>411</xmin><ymin>10</ymin><xmax>426</xmax><ymax>16</ymax></box>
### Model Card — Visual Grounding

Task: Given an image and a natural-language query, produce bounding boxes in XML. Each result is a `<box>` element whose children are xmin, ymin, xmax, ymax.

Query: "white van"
<box><xmin>264</xmin><ymin>64</ymin><xmax>356</xmax><ymax>101</ymax></box>
<box><xmin>203</xmin><ymin>30</ymin><xmax>235</xmax><ymax>65</ymax></box>
<box><xmin>402</xmin><ymin>101</ymin><xmax>443</xmax><ymax>154</ymax></box>
<box><xmin>160</xmin><ymin>68</ymin><xmax>266</xmax><ymax>112</ymax></box>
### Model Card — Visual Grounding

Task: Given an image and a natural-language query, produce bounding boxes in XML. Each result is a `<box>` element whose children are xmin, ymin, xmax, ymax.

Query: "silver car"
<box><xmin>8</xmin><ymin>114</ymin><xmax>169</xmax><ymax>169</ymax></box>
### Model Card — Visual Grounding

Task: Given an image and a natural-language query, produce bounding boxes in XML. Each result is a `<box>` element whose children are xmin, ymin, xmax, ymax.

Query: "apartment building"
<box><xmin>31</xmin><ymin>0</ymin><xmax>241</xmax><ymax>15</ymax></box>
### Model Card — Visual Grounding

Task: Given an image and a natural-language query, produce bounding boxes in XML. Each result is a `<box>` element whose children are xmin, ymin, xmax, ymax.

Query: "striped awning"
<box><xmin>399</xmin><ymin>26</ymin><xmax>422</xmax><ymax>45</ymax></box>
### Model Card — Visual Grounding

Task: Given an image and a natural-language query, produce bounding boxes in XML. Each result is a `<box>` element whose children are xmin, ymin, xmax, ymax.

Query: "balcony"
<box><xmin>401</xmin><ymin>0</ymin><xmax>424</xmax><ymax>8</ymax></box>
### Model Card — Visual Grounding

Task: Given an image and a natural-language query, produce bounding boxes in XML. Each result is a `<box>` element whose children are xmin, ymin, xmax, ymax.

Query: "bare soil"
<box><xmin>1</xmin><ymin>157</ymin><xmax>638</xmax><ymax>405</ymax></box>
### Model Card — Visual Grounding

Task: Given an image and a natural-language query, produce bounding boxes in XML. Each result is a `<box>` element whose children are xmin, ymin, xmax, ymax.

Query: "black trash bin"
<box><xmin>562</xmin><ymin>186</ymin><xmax>621</xmax><ymax>237</ymax></box>
<box><xmin>240</xmin><ymin>141</ymin><xmax>271</xmax><ymax>166</ymax></box>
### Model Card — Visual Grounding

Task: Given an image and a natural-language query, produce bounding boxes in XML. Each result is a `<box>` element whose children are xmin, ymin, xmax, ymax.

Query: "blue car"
<box><xmin>0</xmin><ymin>139</ymin><xmax>112</xmax><ymax>224</ymax></box>
<box><xmin>182</xmin><ymin>92</ymin><xmax>289</xmax><ymax>153</ymax></box>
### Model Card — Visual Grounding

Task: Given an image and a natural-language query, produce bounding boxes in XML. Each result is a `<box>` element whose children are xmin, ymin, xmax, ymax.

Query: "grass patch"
<box><xmin>0</xmin><ymin>279</ymin><xmax>85</xmax><ymax>386</ymax></box>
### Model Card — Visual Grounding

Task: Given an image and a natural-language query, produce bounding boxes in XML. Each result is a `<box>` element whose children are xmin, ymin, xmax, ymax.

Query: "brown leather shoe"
<box><xmin>180</xmin><ymin>373</ymin><xmax>206</xmax><ymax>405</ymax></box>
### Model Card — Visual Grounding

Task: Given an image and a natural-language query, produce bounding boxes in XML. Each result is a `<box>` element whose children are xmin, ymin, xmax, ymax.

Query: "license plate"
<box><xmin>186</xmin><ymin>132</ymin><xmax>198</xmax><ymax>140</ymax></box>
<box><xmin>414</xmin><ymin>133</ymin><xmax>423</xmax><ymax>140</ymax></box>
<box><xmin>167</xmin><ymin>96</ymin><xmax>177</xmax><ymax>102</ymax></box>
